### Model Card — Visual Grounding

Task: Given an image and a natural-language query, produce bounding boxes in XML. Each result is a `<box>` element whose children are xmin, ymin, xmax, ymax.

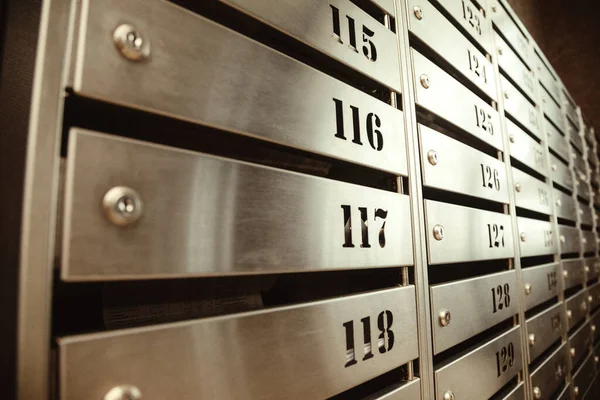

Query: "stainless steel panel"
<box><xmin>419</xmin><ymin>125</ymin><xmax>509</xmax><ymax>203</ymax></box>
<box><xmin>495</xmin><ymin>32</ymin><xmax>535</xmax><ymax>101</ymax></box>
<box><xmin>502</xmin><ymin>383</ymin><xmax>525</xmax><ymax>400</ymax></box>
<box><xmin>72</xmin><ymin>0</ymin><xmax>408</xmax><ymax>175</ymax></box>
<box><xmin>535</xmin><ymin>51</ymin><xmax>560</xmax><ymax>102</ymax></box>
<box><xmin>517</xmin><ymin>217</ymin><xmax>556</xmax><ymax>258</ymax></box>
<box><xmin>585</xmin><ymin>259</ymin><xmax>600</xmax><ymax>283</ymax></box>
<box><xmin>63</xmin><ymin>130</ymin><xmax>414</xmax><ymax>280</ymax></box>
<box><xmin>546</xmin><ymin>119</ymin><xmax>570</xmax><ymax>160</ymax></box>
<box><xmin>570</xmin><ymin>122</ymin><xmax>584</xmax><ymax>153</ymax></box>
<box><xmin>555</xmin><ymin>384</ymin><xmax>571</xmax><ymax>400</ymax></box>
<box><xmin>579</xmin><ymin>203</ymin><xmax>594</xmax><ymax>226</ymax></box>
<box><xmin>218</xmin><ymin>0</ymin><xmax>402</xmax><ymax>91</ymax></box>
<box><xmin>513</xmin><ymin>168</ymin><xmax>552</xmax><ymax>215</ymax></box>
<box><xmin>59</xmin><ymin>287</ymin><xmax>418</xmax><ymax>399</ymax></box>
<box><xmin>425</xmin><ymin>200</ymin><xmax>514</xmax><ymax>264</ymax></box>
<box><xmin>370</xmin><ymin>379</ymin><xmax>421</xmax><ymax>400</ymax></box>
<box><xmin>434</xmin><ymin>326</ymin><xmax>522</xmax><ymax>400</ymax></box>
<box><xmin>559</xmin><ymin>225</ymin><xmax>581</xmax><ymax>255</ymax></box>
<box><xmin>551</xmin><ymin>154</ymin><xmax>574</xmax><ymax>191</ymax></box>
<box><xmin>591</xmin><ymin>309</ymin><xmax>600</xmax><ymax>341</ymax></box>
<box><xmin>573</xmin><ymin>152</ymin><xmax>587</xmax><ymax>176</ymax></box>
<box><xmin>576</xmin><ymin>175</ymin><xmax>591</xmax><ymax>201</ymax></box>
<box><xmin>541</xmin><ymin>88</ymin><xmax>565</xmax><ymax>132</ymax></box>
<box><xmin>554</xmin><ymin>188</ymin><xmax>577</xmax><ymax>222</ymax></box>
<box><xmin>407</xmin><ymin>0</ymin><xmax>496</xmax><ymax>100</ymax></box>
<box><xmin>566</xmin><ymin>289</ymin><xmax>589</xmax><ymax>331</ymax></box>
<box><xmin>526</xmin><ymin>302</ymin><xmax>565</xmax><ymax>362</ymax></box>
<box><xmin>569</xmin><ymin>321</ymin><xmax>592</xmax><ymax>368</ymax></box>
<box><xmin>588</xmin><ymin>281</ymin><xmax>600</xmax><ymax>307</ymax></box>
<box><xmin>507</xmin><ymin>119</ymin><xmax>547</xmax><ymax>177</ymax></box>
<box><xmin>572</xmin><ymin>354</ymin><xmax>595</xmax><ymax>398</ymax></box>
<box><xmin>530</xmin><ymin>343</ymin><xmax>568</xmax><ymax>400</ymax></box>
<box><xmin>564</xmin><ymin>97</ymin><xmax>580</xmax><ymax>130</ymax></box>
<box><xmin>562</xmin><ymin>259</ymin><xmax>585</xmax><ymax>291</ymax></box>
<box><xmin>491</xmin><ymin>2</ymin><xmax>531</xmax><ymax>67</ymax></box>
<box><xmin>522</xmin><ymin>263</ymin><xmax>560</xmax><ymax>310</ymax></box>
<box><xmin>582</xmin><ymin>230</ymin><xmax>597</xmax><ymax>254</ymax></box>
<box><xmin>434</xmin><ymin>0</ymin><xmax>492</xmax><ymax>54</ymax></box>
<box><xmin>411</xmin><ymin>49</ymin><xmax>502</xmax><ymax>150</ymax></box>
<box><xmin>430</xmin><ymin>270</ymin><xmax>517</xmax><ymax>354</ymax></box>
<box><xmin>501</xmin><ymin>75</ymin><xmax>540</xmax><ymax>137</ymax></box>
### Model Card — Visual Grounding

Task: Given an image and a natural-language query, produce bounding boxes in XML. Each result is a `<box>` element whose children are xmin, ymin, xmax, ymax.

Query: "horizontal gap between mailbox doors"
<box><xmin>561</xmin><ymin>252</ymin><xmax>581</xmax><ymax>260</ymax></box>
<box><xmin>520</xmin><ymin>255</ymin><xmax>554</xmax><ymax>268</ymax></box>
<box><xmin>170</xmin><ymin>0</ymin><xmax>396</xmax><ymax>106</ymax></box>
<box><xmin>504</xmin><ymin>108</ymin><xmax>538</xmax><ymax>141</ymax></box>
<box><xmin>427</xmin><ymin>259</ymin><xmax>511</xmax><ymax>286</ymax></box>
<box><xmin>534</xmin><ymin>49</ymin><xmax>558</xmax><ymax>83</ymax></box>
<box><xmin>524</xmin><ymin>296</ymin><xmax>559</xmax><ymax>320</ymax></box>
<box><xmin>328</xmin><ymin>366</ymin><xmax>412</xmax><ymax>400</ymax></box>
<box><xmin>51</xmin><ymin>266</ymin><xmax>407</xmax><ymax>336</ymax></box>
<box><xmin>499</xmin><ymin>69</ymin><xmax>535</xmax><ymax>105</ymax></box>
<box><xmin>549</xmin><ymin>146</ymin><xmax>569</xmax><ymax>166</ymax></box>
<box><xmin>564</xmin><ymin>284</ymin><xmax>584</xmax><ymax>299</ymax></box>
<box><xmin>515</xmin><ymin>207</ymin><xmax>552</xmax><ymax>222</ymax></box>
<box><xmin>553</xmin><ymin>181</ymin><xmax>574</xmax><ymax>196</ymax></box>
<box><xmin>511</xmin><ymin>158</ymin><xmax>546</xmax><ymax>183</ymax></box>
<box><xmin>527</xmin><ymin>339</ymin><xmax>562</xmax><ymax>371</ymax></box>
<box><xmin>422</xmin><ymin>187</ymin><xmax>506</xmax><ymax>214</ymax></box>
<box><xmin>61</xmin><ymin>95</ymin><xmax>402</xmax><ymax>194</ymax></box>
<box><xmin>557</xmin><ymin>217</ymin><xmax>576</xmax><ymax>227</ymax></box>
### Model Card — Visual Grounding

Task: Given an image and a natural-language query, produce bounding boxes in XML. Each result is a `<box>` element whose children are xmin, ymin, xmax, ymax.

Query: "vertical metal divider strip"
<box><xmin>394</xmin><ymin>1</ymin><xmax>434</xmax><ymax>399</ymax></box>
<box><xmin>486</xmin><ymin>1</ymin><xmax>532</xmax><ymax>397</ymax></box>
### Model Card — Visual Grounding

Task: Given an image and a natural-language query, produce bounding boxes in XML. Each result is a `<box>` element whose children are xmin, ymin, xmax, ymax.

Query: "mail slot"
<box><xmin>535</xmin><ymin>51</ymin><xmax>560</xmax><ymax>103</ymax></box>
<box><xmin>521</xmin><ymin>263</ymin><xmax>560</xmax><ymax>310</ymax></box>
<box><xmin>541</xmin><ymin>87</ymin><xmax>565</xmax><ymax>133</ymax></box>
<box><xmin>554</xmin><ymin>188</ymin><xmax>577</xmax><ymax>222</ymax></box>
<box><xmin>434</xmin><ymin>0</ymin><xmax>492</xmax><ymax>54</ymax></box>
<box><xmin>562</xmin><ymin>259</ymin><xmax>586</xmax><ymax>291</ymax></box>
<box><xmin>70</xmin><ymin>0</ymin><xmax>408</xmax><ymax>175</ymax></box>
<box><xmin>559</xmin><ymin>225</ymin><xmax>581</xmax><ymax>254</ymax></box>
<box><xmin>407</xmin><ymin>0</ymin><xmax>496</xmax><ymax>100</ymax></box>
<box><xmin>546</xmin><ymin>120</ymin><xmax>570</xmax><ymax>161</ymax></box>
<box><xmin>507</xmin><ymin>119</ymin><xmax>547</xmax><ymax>177</ymax></box>
<box><xmin>495</xmin><ymin>32</ymin><xmax>535</xmax><ymax>101</ymax></box>
<box><xmin>517</xmin><ymin>217</ymin><xmax>555</xmax><ymax>258</ymax></box>
<box><xmin>569</xmin><ymin>320</ymin><xmax>592</xmax><ymax>368</ymax></box>
<box><xmin>501</xmin><ymin>75</ymin><xmax>540</xmax><ymax>138</ymax></box>
<box><xmin>434</xmin><ymin>326</ymin><xmax>522</xmax><ymax>400</ymax></box>
<box><xmin>513</xmin><ymin>168</ymin><xmax>552</xmax><ymax>215</ymax></box>
<box><xmin>425</xmin><ymin>200</ymin><xmax>514</xmax><ymax>264</ymax></box>
<box><xmin>419</xmin><ymin>125</ymin><xmax>509</xmax><ymax>203</ymax></box>
<box><xmin>490</xmin><ymin>2</ymin><xmax>530</xmax><ymax>67</ymax></box>
<box><xmin>550</xmin><ymin>154</ymin><xmax>574</xmax><ymax>191</ymax></box>
<box><xmin>530</xmin><ymin>343</ymin><xmax>568</xmax><ymax>400</ymax></box>
<box><xmin>526</xmin><ymin>302</ymin><xmax>565</xmax><ymax>363</ymax></box>
<box><xmin>430</xmin><ymin>270</ymin><xmax>517</xmax><ymax>354</ymax></box>
<box><xmin>62</xmin><ymin>129</ymin><xmax>414</xmax><ymax>280</ymax></box>
<box><xmin>59</xmin><ymin>286</ymin><xmax>418</xmax><ymax>399</ymax></box>
<box><xmin>412</xmin><ymin>49</ymin><xmax>502</xmax><ymax>150</ymax></box>
<box><xmin>566</xmin><ymin>289</ymin><xmax>589</xmax><ymax>331</ymax></box>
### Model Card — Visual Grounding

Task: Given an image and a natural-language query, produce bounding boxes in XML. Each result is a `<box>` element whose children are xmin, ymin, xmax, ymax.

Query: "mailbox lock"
<box><xmin>570</xmin><ymin>347</ymin><xmax>576</xmax><ymax>357</ymax></box>
<box><xmin>524</xmin><ymin>283</ymin><xmax>532</xmax><ymax>295</ymax></box>
<box><xmin>574</xmin><ymin>386</ymin><xmax>580</xmax><ymax>396</ymax></box>
<box><xmin>433</xmin><ymin>225</ymin><xmax>445</xmax><ymax>240</ymax></box>
<box><xmin>528</xmin><ymin>333</ymin><xmax>536</xmax><ymax>346</ymax></box>
<box><xmin>556</xmin><ymin>199</ymin><xmax>561</xmax><ymax>207</ymax></box>
<box><xmin>515</xmin><ymin>183</ymin><xmax>521</xmax><ymax>192</ymax></box>
<box><xmin>420</xmin><ymin>74</ymin><xmax>431</xmax><ymax>89</ymax></box>
<box><xmin>427</xmin><ymin>150</ymin><xmax>439</xmax><ymax>165</ymax></box>
<box><xmin>563</xmin><ymin>270</ymin><xmax>568</xmax><ymax>278</ymax></box>
<box><xmin>552</xmin><ymin>164</ymin><xmax>557</xmax><ymax>171</ymax></box>
<box><xmin>438</xmin><ymin>309</ymin><xmax>451</xmax><ymax>327</ymax></box>
<box><xmin>520</xmin><ymin>233</ymin><xmax>526</xmax><ymax>242</ymax></box>
<box><xmin>560</xmin><ymin>235</ymin><xmax>565</xmax><ymax>243</ymax></box>
<box><xmin>532</xmin><ymin>387</ymin><xmax>542</xmax><ymax>399</ymax></box>
<box><xmin>104</xmin><ymin>385</ymin><xmax>142</xmax><ymax>400</ymax></box>
<box><xmin>503</xmin><ymin>90</ymin><xmax>509</xmax><ymax>99</ymax></box>
<box><xmin>595</xmin><ymin>355</ymin><xmax>599</xmax><ymax>363</ymax></box>
<box><xmin>509</xmin><ymin>134</ymin><xmax>515</xmax><ymax>143</ymax></box>
<box><xmin>103</xmin><ymin>186</ymin><xmax>144</xmax><ymax>227</ymax></box>
<box><xmin>592</xmin><ymin>325</ymin><xmax>597</xmax><ymax>333</ymax></box>
<box><xmin>497</xmin><ymin>46</ymin><xmax>503</xmax><ymax>56</ymax></box>
<box><xmin>443</xmin><ymin>390</ymin><xmax>455</xmax><ymax>400</ymax></box>
<box><xmin>491</xmin><ymin>3</ymin><xmax>497</xmax><ymax>12</ymax></box>
<box><xmin>113</xmin><ymin>24</ymin><xmax>151</xmax><ymax>62</ymax></box>
<box><xmin>589</xmin><ymin>295</ymin><xmax>594</xmax><ymax>304</ymax></box>
<box><xmin>567</xmin><ymin>310</ymin><xmax>572</xmax><ymax>319</ymax></box>
<box><xmin>413</xmin><ymin>6</ymin><xmax>424</xmax><ymax>20</ymax></box>
<box><xmin>585</xmin><ymin>265</ymin><xmax>590</xmax><ymax>274</ymax></box>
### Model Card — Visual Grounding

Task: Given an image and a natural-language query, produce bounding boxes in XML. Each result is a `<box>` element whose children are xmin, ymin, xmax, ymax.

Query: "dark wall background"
<box><xmin>507</xmin><ymin>0</ymin><xmax>600</xmax><ymax>130</ymax></box>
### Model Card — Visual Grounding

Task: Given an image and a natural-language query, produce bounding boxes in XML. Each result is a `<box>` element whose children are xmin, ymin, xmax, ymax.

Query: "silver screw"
<box><xmin>104</xmin><ymin>385</ymin><xmax>142</xmax><ymax>400</ymax></box>
<box><xmin>428</xmin><ymin>150</ymin><xmax>439</xmax><ymax>165</ymax></box>
<box><xmin>498</xmin><ymin>47</ymin><xmax>503</xmax><ymax>55</ymax></box>
<box><xmin>570</xmin><ymin>347</ymin><xmax>576</xmax><ymax>357</ymax></box>
<box><xmin>574</xmin><ymin>386</ymin><xmax>580</xmax><ymax>396</ymax></box>
<box><xmin>491</xmin><ymin>3</ymin><xmax>497</xmax><ymax>12</ymax></box>
<box><xmin>592</xmin><ymin>325</ymin><xmax>596</xmax><ymax>332</ymax></box>
<box><xmin>528</xmin><ymin>333</ymin><xmax>536</xmax><ymax>346</ymax></box>
<box><xmin>589</xmin><ymin>295</ymin><xmax>594</xmax><ymax>304</ymax></box>
<box><xmin>433</xmin><ymin>224</ymin><xmax>445</xmax><ymax>240</ymax></box>
<box><xmin>509</xmin><ymin>134</ymin><xmax>515</xmax><ymax>143</ymax></box>
<box><xmin>560</xmin><ymin>235</ymin><xmax>565</xmax><ymax>243</ymax></box>
<box><xmin>504</xmin><ymin>91</ymin><xmax>509</xmax><ymax>99</ymax></box>
<box><xmin>515</xmin><ymin>183</ymin><xmax>521</xmax><ymax>192</ymax></box>
<box><xmin>102</xmin><ymin>186</ymin><xmax>144</xmax><ymax>227</ymax></box>
<box><xmin>585</xmin><ymin>265</ymin><xmax>591</xmax><ymax>273</ymax></box>
<box><xmin>443</xmin><ymin>391</ymin><xmax>455</xmax><ymax>400</ymax></box>
<box><xmin>595</xmin><ymin>355</ymin><xmax>599</xmax><ymax>363</ymax></box>
<box><xmin>556</xmin><ymin>199</ymin><xmax>562</xmax><ymax>207</ymax></box>
<box><xmin>439</xmin><ymin>309</ymin><xmax>451</xmax><ymax>326</ymax></box>
<box><xmin>563</xmin><ymin>270</ymin><xmax>569</xmax><ymax>278</ymax></box>
<box><xmin>567</xmin><ymin>309</ymin><xmax>572</xmax><ymax>319</ymax></box>
<box><xmin>413</xmin><ymin>6</ymin><xmax>424</xmax><ymax>20</ymax></box>
<box><xmin>533</xmin><ymin>387</ymin><xmax>542</xmax><ymax>399</ymax></box>
<box><xmin>552</xmin><ymin>164</ymin><xmax>557</xmax><ymax>171</ymax></box>
<box><xmin>420</xmin><ymin>74</ymin><xmax>431</xmax><ymax>89</ymax></box>
<box><xmin>113</xmin><ymin>24</ymin><xmax>151</xmax><ymax>61</ymax></box>
<box><xmin>524</xmin><ymin>283</ymin><xmax>532</xmax><ymax>295</ymax></box>
<box><xmin>520</xmin><ymin>232</ymin><xmax>526</xmax><ymax>242</ymax></box>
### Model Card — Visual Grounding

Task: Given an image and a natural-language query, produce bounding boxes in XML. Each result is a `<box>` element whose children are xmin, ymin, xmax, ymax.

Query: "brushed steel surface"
<box><xmin>516</xmin><ymin>217</ymin><xmax>556</xmax><ymax>258</ymax></box>
<box><xmin>534</xmin><ymin>51</ymin><xmax>560</xmax><ymax>103</ymax></box>
<box><xmin>512</xmin><ymin>168</ymin><xmax>552</xmax><ymax>215</ymax></box>
<box><xmin>434</xmin><ymin>0</ymin><xmax>492</xmax><ymax>54</ymax></box>
<box><xmin>579</xmin><ymin>203</ymin><xmax>594</xmax><ymax>226</ymax></box>
<box><xmin>566</xmin><ymin>289</ymin><xmax>589</xmax><ymax>331</ymax></box>
<box><xmin>526</xmin><ymin>302</ymin><xmax>565</xmax><ymax>363</ymax></box>
<box><xmin>429</xmin><ymin>270</ymin><xmax>517</xmax><ymax>354</ymax></box>
<box><xmin>550</xmin><ymin>154</ymin><xmax>574</xmax><ymax>191</ymax></box>
<box><xmin>495</xmin><ymin>32</ymin><xmax>535</xmax><ymax>101</ymax></box>
<box><xmin>501</xmin><ymin>382</ymin><xmax>525</xmax><ymax>400</ymax></box>
<box><xmin>407</xmin><ymin>0</ymin><xmax>496</xmax><ymax>100</ymax></box>
<box><xmin>546</xmin><ymin>119</ymin><xmax>569</xmax><ymax>160</ymax></box>
<box><xmin>434</xmin><ymin>326</ymin><xmax>522</xmax><ymax>400</ymax></box>
<box><xmin>63</xmin><ymin>130</ymin><xmax>414</xmax><ymax>280</ymax></box>
<box><xmin>506</xmin><ymin>119</ymin><xmax>547</xmax><ymax>177</ymax></box>
<box><xmin>569</xmin><ymin>122</ymin><xmax>584</xmax><ymax>153</ymax></box>
<box><xmin>582</xmin><ymin>230</ymin><xmax>596</xmax><ymax>254</ymax></box>
<box><xmin>218</xmin><ymin>0</ymin><xmax>402</xmax><ymax>91</ymax></box>
<box><xmin>591</xmin><ymin>309</ymin><xmax>600</xmax><ymax>342</ymax></box>
<box><xmin>573</xmin><ymin>152</ymin><xmax>587</xmax><ymax>176</ymax></box>
<box><xmin>563</xmin><ymin>96</ymin><xmax>580</xmax><ymax>130</ymax></box>
<box><xmin>521</xmin><ymin>263</ymin><xmax>560</xmax><ymax>310</ymax></box>
<box><xmin>411</xmin><ymin>49</ymin><xmax>502</xmax><ymax>150</ymax></box>
<box><xmin>59</xmin><ymin>287</ymin><xmax>418</xmax><ymax>399</ymax></box>
<box><xmin>541</xmin><ymin>97</ymin><xmax>565</xmax><ymax>144</ymax></box>
<box><xmin>500</xmin><ymin>75</ymin><xmax>540</xmax><ymax>138</ymax></box>
<box><xmin>576</xmin><ymin>175</ymin><xmax>591</xmax><ymax>201</ymax></box>
<box><xmin>490</xmin><ymin>1</ymin><xmax>530</xmax><ymax>67</ymax></box>
<box><xmin>529</xmin><ymin>343</ymin><xmax>568</xmax><ymax>400</ymax></box>
<box><xmin>424</xmin><ymin>200</ymin><xmax>514</xmax><ymax>264</ymax></box>
<box><xmin>569</xmin><ymin>320</ymin><xmax>592</xmax><ymax>368</ymax></box>
<box><xmin>554</xmin><ymin>188</ymin><xmax>577</xmax><ymax>222</ymax></box>
<box><xmin>587</xmin><ymin>282</ymin><xmax>600</xmax><ymax>310</ymax></box>
<box><xmin>572</xmin><ymin>354</ymin><xmax>595</xmax><ymax>398</ymax></box>
<box><xmin>72</xmin><ymin>0</ymin><xmax>408</xmax><ymax>175</ymax></box>
<box><xmin>419</xmin><ymin>124</ymin><xmax>509</xmax><ymax>203</ymax></box>
<box><xmin>369</xmin><ymin>379</ymin><xmax>421</xmax><ymax>400</ymax></box>
<box><xmin>562</xmin><ymin>259</ymin><xmax>586</xmax><ymax>291</ymax></box>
